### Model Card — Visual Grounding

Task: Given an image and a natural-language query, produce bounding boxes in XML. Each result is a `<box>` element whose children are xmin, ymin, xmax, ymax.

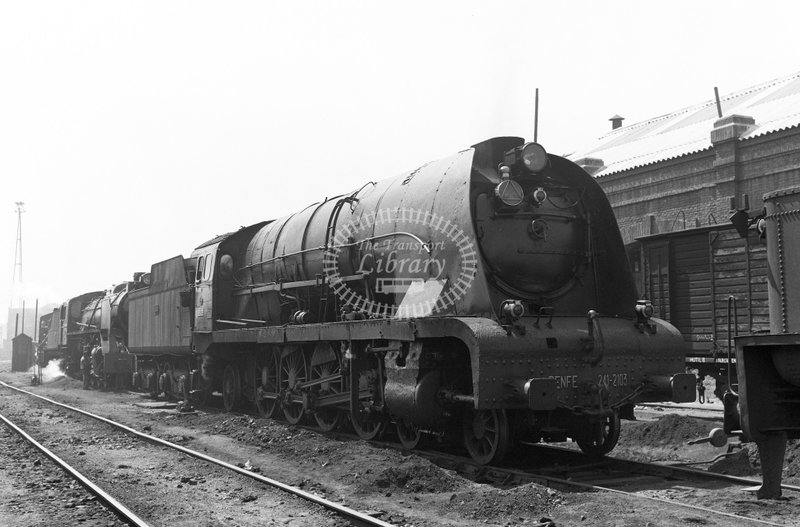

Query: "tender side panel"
<box><xmin>129</xmin><ymin>255</ymin><xmax>193</xmax><ymax>355</ymax></box>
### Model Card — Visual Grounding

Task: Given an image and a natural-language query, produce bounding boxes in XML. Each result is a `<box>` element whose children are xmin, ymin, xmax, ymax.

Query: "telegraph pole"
<box><xmin>12</xmin><ymin>202</ymin><xmax>24</xmax><ymax>306</ymax></box>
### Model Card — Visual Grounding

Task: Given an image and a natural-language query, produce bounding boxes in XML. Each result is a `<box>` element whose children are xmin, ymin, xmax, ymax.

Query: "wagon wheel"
<box><xmin>253</xmin><ymin>351</ymin><xmax>280</xmax><ymax>418</ymax></box>
<box><xmin>395</xmin><ymin>418</ymin><xmax>422</xmax><ymax>450</ymax></box>
<box><xmin>280</xmin><ymin>347</ymin><xmax>307</xmax><ymax>425</ymax></box>
<box><xmin>222</xmin><ymin>363</ymin><xmax>242</xmax><ymax>412</ymax></box>
<box><xmin>309</xmin><ymin>343</ymin><xmax>343</xmax><ymax>432</ymax></box>
<box><xmin>350</xmin><ymin>367</ymin><xmax>384</xmax><ymax>440</ymax></box>
<box><xmin>576</xmin><ymin>412</ymin><xmax>620</xmax><ymax>456</ymax></box>
<box><xmin>462</xmin><ymin>407</ymin><xmax>510</xmax><ymax>465</ymax></box>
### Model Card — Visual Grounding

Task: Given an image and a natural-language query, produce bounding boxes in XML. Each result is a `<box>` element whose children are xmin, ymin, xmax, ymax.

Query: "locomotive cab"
<box><xmin>192</xmin><ymin>241</ymin><xmax>219</xmax><ymax>333</ymax></box>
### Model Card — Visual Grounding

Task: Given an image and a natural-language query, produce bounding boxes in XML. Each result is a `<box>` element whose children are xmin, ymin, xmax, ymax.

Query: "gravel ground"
<box><xmin>0</xmin><ymin>422</ymin><xmax>128</xmax><ymax>527</ymax></box>
<box><xmin>0</xmin><ymin>377</ymin><xmax>352</xmax><ymax>527</ymax></box>
<box><xmin>3</xmin><ymin>363</ymin><xmax>800</xmax><ymax>526</ymax></box>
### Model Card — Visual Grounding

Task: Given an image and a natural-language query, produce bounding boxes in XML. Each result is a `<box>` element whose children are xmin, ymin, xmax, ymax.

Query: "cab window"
<box><xmin>203</xmin><ymin>256</ymin><xmax>212</xmax><ymax>281</ymax></box>
<box><xmin>185</xmin><ymin>257</ymin><xmax>198</xmax><ymax>284</ymax></box>
<box><xmin>196</xmin><ymin>256</ymin><xmax>206</xmax><ymax>283</ymax></box>
<box><xmin>185</xmin><ymin>265</ymin><xmax>196</xmax><ymax>284</ymax></box>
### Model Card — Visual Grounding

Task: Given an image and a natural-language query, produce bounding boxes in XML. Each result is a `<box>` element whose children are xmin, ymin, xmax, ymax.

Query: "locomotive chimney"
<box><xmin>609</xmin><ymin>115</ymin><xmax>625</xmax><ymax>130</ymax></box>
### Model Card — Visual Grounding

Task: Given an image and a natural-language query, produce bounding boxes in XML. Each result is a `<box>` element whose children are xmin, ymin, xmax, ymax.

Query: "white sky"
<box><xmin>1</xmin><ymin>1</ymin><xmax>798</xmax><ymax>322</ymax></box>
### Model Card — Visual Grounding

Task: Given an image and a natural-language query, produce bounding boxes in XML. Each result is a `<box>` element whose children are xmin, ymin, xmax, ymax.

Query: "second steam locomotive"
<box><xmin>38</xmin><ymin>137</ymin><xmax>694</xmax><ymax>464</ymax></box>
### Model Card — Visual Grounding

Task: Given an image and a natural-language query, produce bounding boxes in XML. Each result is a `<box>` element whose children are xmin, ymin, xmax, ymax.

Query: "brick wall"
<box><xmin>597</xmin><ymin>126</ymin><xmax>800</xmax><ymax>245</ymax></box>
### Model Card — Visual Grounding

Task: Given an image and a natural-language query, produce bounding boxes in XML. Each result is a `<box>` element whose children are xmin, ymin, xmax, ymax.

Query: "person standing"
<box><xmin>697</xmin><ymin>377</ymin><xmax>706</xmax><ymax>404</ymax></box>
<box><xmin>81</xmin><ymin>348</ymin><xmax>92</xmax><ymax>390</ymax></box>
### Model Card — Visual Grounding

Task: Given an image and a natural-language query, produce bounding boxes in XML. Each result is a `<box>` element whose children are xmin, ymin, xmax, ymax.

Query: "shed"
<box><xmin>11</xmin><ymin>333</ymin><xmax>35</xmax><ymax>372</ymax></box>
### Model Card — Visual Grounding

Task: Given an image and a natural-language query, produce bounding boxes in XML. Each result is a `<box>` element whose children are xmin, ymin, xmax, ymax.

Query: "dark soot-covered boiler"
<box><xmin>182</xmin><ymin>136</ymin><xmax>694</xmax><ymax>464</ymax></box>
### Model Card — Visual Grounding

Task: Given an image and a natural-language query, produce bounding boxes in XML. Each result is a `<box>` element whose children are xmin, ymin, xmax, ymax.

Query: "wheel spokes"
<box><xmin>463</xmin><ymin>408</ymin><xmax>509</xmax><ymax>465</ymax></box>
<box><xmin>310</xmin><ymin>344</ymin><xmax>343</xmax><ymax>432</ymax></box>
<box><xmin>396</xmin><ymin>419</ymin><xmax>421</xmax><ymax>450</ymax></box>
<box><xmin>281</xmin><ymin>349</ymin><xmax>307</xmax><ymax>424</ymax></box>
<box><xmin>254</xmin><ymin>353</ymin><xmax>279</xmax><ymax>418</ymax></box>
<box><xmin>222</xmin><ymin>364</ymin><xmax>241</xmax><ymax>412</ymax></box>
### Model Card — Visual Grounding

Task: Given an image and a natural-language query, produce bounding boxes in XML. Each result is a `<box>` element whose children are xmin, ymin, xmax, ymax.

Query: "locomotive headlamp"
<box><xmin>532</xmin><ymin>187</ymin><xmax>547</xmax><ymax>205</ymax></box>
<box><xmin>504</xmin><ymin>142</ymin><xmax>548</xmax><ymax>174</ymax></box>
<box><xmin>520</xmin><ymin>143</ymin><xmax>548</xmax><ymax>172</ymax></box>
<box><xmin>494</xmin><ymin>179</ymin><xmax>525</xmax><ymax>207</ymax></box>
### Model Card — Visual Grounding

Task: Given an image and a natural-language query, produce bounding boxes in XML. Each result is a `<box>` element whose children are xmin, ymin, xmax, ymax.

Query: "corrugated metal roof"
<box><xmin>567</xmin><ymin>72</ymin><xmax>800</xmax><ymax>177</ymax></box>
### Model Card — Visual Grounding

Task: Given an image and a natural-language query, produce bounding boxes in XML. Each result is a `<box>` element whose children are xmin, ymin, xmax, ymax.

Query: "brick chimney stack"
<box><xmin>609</xmin><ymin>115</ymin><xmax>625</xmax><ymax>130</ymax></box>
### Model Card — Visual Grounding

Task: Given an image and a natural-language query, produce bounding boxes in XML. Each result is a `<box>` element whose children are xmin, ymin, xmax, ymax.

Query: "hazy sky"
<box><xmin>1</xmin><ymin>1</ymin><xmax>798</xmax><ymax>322</ymax></box>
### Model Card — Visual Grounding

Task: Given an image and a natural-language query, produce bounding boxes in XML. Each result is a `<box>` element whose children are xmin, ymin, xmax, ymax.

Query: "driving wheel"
<box><xmin>222</xmin><ymin>363</ymin><xmax>242</xmax><ymax>412</ymax></box>
<box><xmin>309</xmin><ymin>343</ymin><xmax>343</xmax><ymax>432</ymax></box>
<box><xmin>280</xmin><ymin>347</ymin><xmax>307</xmax><ymax>424</ymax></box>
<box><xmin>254</xmin><ymin>351</ymin><xmax>280</xmax><ymax>418</ymax></box>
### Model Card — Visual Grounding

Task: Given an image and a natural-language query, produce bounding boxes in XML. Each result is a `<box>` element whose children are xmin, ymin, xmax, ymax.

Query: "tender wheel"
<box><xmin>222</xmin><ymin>363</ymin><xmax>242</xmax><ymax>412</ymax></box>
<box><xmin>462</xmin><ymin>407</ymin><xmax>510</xmax><ymax>465</ymax></box>
<box><xmin>254</xmin><ymin>352</ymin><xmax>280</xmax><ymax>418</ymax></box>
<box><xmin>576</xmin><ymin>412</ymin><xmax>621</xmax><ymax>456</ymax></box>
<box><xmin>310</xmin><ymin>343</ymin><xmax>342</xmax><ymax>432</ymax></box>
<box><xmin>396</xmin><ymin>418</ymin><xmax>422</xmax><ymax>450</ymax></box>
<box><xmin>280</xmin><ymin>347</ymin><xmax>307</xmax><ymax>425</ymax></box>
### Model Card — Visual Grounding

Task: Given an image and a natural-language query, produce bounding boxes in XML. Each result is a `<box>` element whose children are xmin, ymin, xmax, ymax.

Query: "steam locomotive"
<box><xmin>39</xmin><ymin>137</ymin><xmax>695</xmax><ymax>464</ymax></box>
<box><xmin>37</xmin><ymin>279</ymin><xmax>145</xmax><ymax>386</ymax></box>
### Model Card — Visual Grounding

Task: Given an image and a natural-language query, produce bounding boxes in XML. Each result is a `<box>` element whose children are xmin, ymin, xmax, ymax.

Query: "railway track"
<box><xmin>0</xmin><ymin>380</ymin><xmax>393</xmax><ymax>527</ymax></box>
<box><xmin>638</xmin><ymin>402</ymin><xmax>724</xmax><ymax>414</ymax></box>
<box><xmin>636</xmin><ymin>402</ymin><xmax>726</xmax><ymax>425</ymax></box>
<box><xmin>196</xmin><ymin>399</ymin><xmax>800</xmax><ymax>526</ymax></box>
<box><xmin>0</xmin><ymin>411</ymin><xmax>148</xmax><ymax>527</ymax></box>
<box><xmin>3</xmin><ymin>378</ymin><xmax>797</xmax><ymax>526</ymax></box>
<box><xmin>383</xmin><ymin>445</ymin><xmax>793</xmax><ymax>527</ymax></box>
<box><xmin>338</xmin><ymin>427</ymin><xmax>799</xmax><ymax>526</ymax></box>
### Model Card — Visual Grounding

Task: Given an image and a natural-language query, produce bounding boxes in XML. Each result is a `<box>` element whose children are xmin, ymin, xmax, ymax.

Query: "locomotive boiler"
<box><xmin>147</xmin><ymin>136</ymin><xmax>694</xmax><ymax>464</ymax></box>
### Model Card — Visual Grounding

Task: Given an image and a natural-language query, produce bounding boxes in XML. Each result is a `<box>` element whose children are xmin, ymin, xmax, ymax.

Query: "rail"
<box><xmin>0</xmin><ymin>380</ymin><xmax>394</xmax><ymax>527</ymax></box>
<box><xmin>0</xmin><ymin>411</ymin><xmax>152</xmax><ymax>527</ymax></box>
